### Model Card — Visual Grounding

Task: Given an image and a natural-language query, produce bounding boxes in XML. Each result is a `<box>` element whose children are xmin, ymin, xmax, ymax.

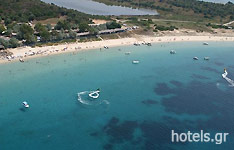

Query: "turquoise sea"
<box><xmin>0</xmin><ymin>42</ymin><xmax>234</xmax><ymax>150</ymax></box>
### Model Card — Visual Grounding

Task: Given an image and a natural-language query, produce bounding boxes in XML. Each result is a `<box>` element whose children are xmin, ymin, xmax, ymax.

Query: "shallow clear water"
<box><xmin>41</xmin><ymin>0</ymin><xmax>158</xmax><ymax>16</ymax></box>
<box><xmin>0</xmin><ymin>42</ymin><xmax>234</xmax><ymax>150</ymax></box>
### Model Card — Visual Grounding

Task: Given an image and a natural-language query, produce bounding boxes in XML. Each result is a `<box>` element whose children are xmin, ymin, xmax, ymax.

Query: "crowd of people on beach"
<box><xmin>0</xmin><ymin>36</ymin><xmax>233</xmax><ymax>63</ymax></box>
<box><xmin>0</xmin><ymin>45</ymin><xmax>84</xmax><ymax>63</ymax></box>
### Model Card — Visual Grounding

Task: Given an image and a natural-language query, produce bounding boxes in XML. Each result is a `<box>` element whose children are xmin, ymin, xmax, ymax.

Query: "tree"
<box><xmin>9</xmin><ymin>38</ymin><xmax>19</xmax><ymax>48</ymax></box>
<box><xmin>24</xmin><ymin>34</ymin><xmax>36</xmax><ymax>45</ymax></box>
<box><xmin>5</xmin><ymin>29</ymin><xmax>13</xmax><ymax>37</ymax></box>
<box><xmin>19</xmin><ymin>24</ymin><xmax>34</xmax><ymax>35</ymax></box>
<box><xmin>89</xmin><ymin>27</ymin><xmax>99</xmax><ymax>35</ymax></box>
<box><xmin>106</xmin><ymin>21</ymin><xmax>121</xmax><ymax>29</ymax></box>
<box><xmin>56</xmin><ymin>33</ymin><xmax>64</xmax><ymax>40</ymax></box>
<box><xmin>28</xmin><ymin>14</ymin><xmax>35</xmax><ymax>21</ymax></box>
<box><xmin>69</xmin><ymin>30</ymin><xmax>76</xmax><ymax>39</ymax></box>
<box><xmin>0</xmin><ymin>24</ymin><xmax>6</xmax><ymax>35</ymax></box>
<box><xmin>40</xmin><ymin>30</ymin><xmax>51</xmax><ymax>42</ymax></box>
<box><xmin>4</xmin><ymin>18</ymin><xmax>12</xmax><ymax>25</ymax></box>
<box><xmin>55</xmin><ymin>21</ymin><xmax>70</xmax><ymax>30</ymax></box>
<box><xmin>46</xmin><ymin>24</ymin><xmax>52</xmax><ymax>31</ymax></box>
<box><xmin>78</xmin><ymin>23</ymin><xmax>90</xmax><ymax>32</ymax></box>
<box><xmin>0</xmin><ymin>38</ymin><xmax>9</xmax><ymax>48</ymax></box>
<box><xmin>12</xmin><ymin>24</ymin><xmax>21</xmax><ymax>33</ymax></box>
<box><xmin>34</xmin><ymin>23</ymin><xmax>45</xmax><ymax>32</ymax></box>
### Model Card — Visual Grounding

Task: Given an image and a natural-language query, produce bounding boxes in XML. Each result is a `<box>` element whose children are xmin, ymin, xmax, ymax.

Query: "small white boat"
<box><xmin>22</xmin><ymin>101</ymin><xmax>29</xmax><ymax>108</ymax></box>
<box><xmin>104</xmin><ymin>46</ymin><xmax>109</xmax><ymax>49</ymax></box>
<box><xmin>203</xmin><ymin>42</ymin><xmax>209</xmax><ymax>45</ymax></box>
<box><xmin>204</xmin><ymin>57</ymin><xmax>210</xmax><ymax>60</ymax></box>
<box><xmin>125</xmin><ymin>52</ymin><xmax>131</xmax><ymax>55</ymax></box>
<box><xmin>222</xmin><ymin>68</ymin><xmax>228</xmax><ymax>78</ymax></box>
<box><xmin>89</xmin><ymin>89</ymin><xmax>100</xmax><ymax>99</ymax></box>
<box><xmin>170</xmin><ymin>50</ymin><xmax>176</xmax><ymax>54</ymax></box>
<box><xmin>132</xmin><ymin>60</ymin><xmax>140</xmax><ymax>64</ymax></box>
<box><xmin>19</xmin><ymin>58</ymin><xmax>24</xmax><ymax>62</ymax></box>
<box><xmin>193</xmin><ymin>57</ymin><xmax>199</xmax><ymax>60</ymax></box>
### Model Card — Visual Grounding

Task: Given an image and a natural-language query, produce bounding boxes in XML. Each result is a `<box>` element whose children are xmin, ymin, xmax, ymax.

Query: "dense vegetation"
<box><xmin>94</xmin><ymin>0</ymin><xmax>234</xmax><ymax>22</ymax></box>
<box><xmin>206</xmin><ymin>23</ymin><xmax>233</xmax><ymax>29</ymax></box>
<box><xmin>0</xmin><ymin>0</ymin><xmax>122</xmax><ymax>48</ymax></box>
<box><xmin>0</xmin><ymin>0</ymin><xmax>104</xmax><ymax>25</ymax></box>
<box><xmin>154</xmin><ymin>24</ymin><xmax>178</xmax><ymax>31</ymax></box>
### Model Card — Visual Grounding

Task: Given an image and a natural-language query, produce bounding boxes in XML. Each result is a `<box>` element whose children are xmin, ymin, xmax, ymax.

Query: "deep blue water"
<box><xmin>0</xmin><ymin>42</ymin><xmax>234</xmax><ymax>150</ymax></box>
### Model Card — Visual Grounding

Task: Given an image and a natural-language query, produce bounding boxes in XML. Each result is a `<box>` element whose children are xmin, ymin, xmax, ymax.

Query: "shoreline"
<box><xmin>1</xmin><ymin>35</ymin><xmax>234</xmax><ymax>64</ymax></box>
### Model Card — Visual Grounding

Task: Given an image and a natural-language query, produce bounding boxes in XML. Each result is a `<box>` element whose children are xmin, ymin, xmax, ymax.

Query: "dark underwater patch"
<box><xmin>170</xmin><ymin>80</ymin><xmax>183</xmax><ymax>87</ymax></box>
<box><xmin>154</xmin><ymin>83</ymin><xmax>174</xmax><ymax>95</ymax></box>
<box><xmin>101</xmin><ymin>117</ymin><xmax>184</xmax><ymax>150</ymax></box>
<box><xmin>191</xmin><ymin>74</ymin><xmax>210</xmax><ymax>80</ymax></box>
<box><xmin>201</xmin><ymin>66</ymin><xmax>220</xmax><ymax>74</ymax></box>
<box><xmin>154</xmin><ymin>80</ymin><xmax>234</xmax><ymax>132</ymax></box>
<box><xmin>90</xmin><ymin>132</ymin><xmax>99</xmax><ymax>137</ymax></box>
<box><xmin>158</xmin><ymin>81</ymin><xmax>230</xmax><ymax>115</ymax></box>
<box><xmin>103</xmin><ymin>117</ymin><xmax>138</xmax><ymax>143</ymax></box>
<box><xmin>140</xmin><ymin>121</ymin><xmax>184</xmax><ymax>150</ymax></box>
<box><xmin>103</xmin><ymin>144</ymin><xmax>113</xmax><ymax>150</ymax></box>
<box><xmin>214</xmin><ymin>62</ymin><xmax>224</xmax><ymax>66</ymax></box>
<box><xmin>142</xmin><ymin>99</ymin><xmax>158</xmax><ymax>106</ymax></box>
<box><xmin>98</xmin><ymin>79</ymin><xmax>234</xmax><ymax>149</ymax></box>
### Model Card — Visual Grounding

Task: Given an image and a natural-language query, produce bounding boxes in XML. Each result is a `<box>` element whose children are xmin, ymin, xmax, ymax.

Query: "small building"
<box><xmin>98</xmin><ymin>28</ymin><xmax>126</xmax><ymax>35</ymax></box>
<box><xmin>77</xmin><ymin>32</ymin><xmax>90</xmax><ymax>37</ymax></box>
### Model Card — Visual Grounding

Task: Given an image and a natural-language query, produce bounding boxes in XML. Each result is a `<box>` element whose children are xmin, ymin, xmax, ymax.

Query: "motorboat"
<box><xmin>89</xmin><ymin>89</ymin><xmax>100</xmax><ymax>99</ymax></box>
<box><xmin>204</xmin><ymin>57</ymin><xmax>210</xmax><ymax>60</ymax></box>
<box><xmin>104</xmin><ymin>46</ymin><xmax>109</xmax><ymax>49</ymax></box>
<box><xmin>125</xmin><ymin>52</ymin><xmax>131</xmax><ymax>55</ymax></box>
<box><xmin>22</xmin><ymin>101</ymin><xmax>29</xmax><ymax>108</ymax></box>
<box><xmin>193</xmin><ymin>57</ymin><xmax>199</xmax><ymax>60</ymax></box>
<box><xmin>19</xmin><ymin>58</ymin><xmax>24</xmax><ymax>62</ymax></box>
<box><xmin>132</xmin><ymin>60</ymin><xmax>140</xmax><ymax>64</ymax></box>
<box><xmin>221</xmin><ymin>68</ymin><xmax>234</xmax><ymax>87</ymax></box>
<box><xmin>170</xmin><ymin>50</ymin><xmax>176</xmax><ymax>54</ymax></box>
<box><xmin>222</xmin><ymin>68</ymin><xmax>228</xmax><ymax>78</ymax></box>
<box><xmin>146</xmin><ymin>42</ymin><xmax>152</xmax><ymax>46</ymax></box>
<box><xmin>203</xmin><ymin>42</ymin><xmax>209</xmax><ymax>45</ymax></box>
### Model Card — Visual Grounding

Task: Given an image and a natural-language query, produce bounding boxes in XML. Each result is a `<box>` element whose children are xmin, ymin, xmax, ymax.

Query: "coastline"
<box><xmin>1</xmin><ymin>35</ymin><xmax>234</xmax><ymax>64</ymax></box>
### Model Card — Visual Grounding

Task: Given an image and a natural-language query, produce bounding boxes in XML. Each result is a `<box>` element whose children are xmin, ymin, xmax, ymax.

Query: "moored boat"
<box><xmin>125</xmin><ymin>52</ymin><xmax>131</xmax><ymax>55</ymax></box>
<box><xmin>132</xmin><ymin>60</ymin><xmax>140</xmax><ymax>64</ymax></box>
<box><xmin>22</xmin><ymin>101</ymin><xmax>29</xmax><ymax>108</ymax></box>
<box><xmin>89</xmin><ymin>89</ymin><xmax>100</xmax><ymax>99</ymax></box>
<box><xmin>19</xmin><ymin>58</ymin><xmax>24</xmax><ymax>62</ymax></box>
<box><xmin>170</xmin><ymin>50</ymin><xmax>176</xmax><ymax>54</ymax></box>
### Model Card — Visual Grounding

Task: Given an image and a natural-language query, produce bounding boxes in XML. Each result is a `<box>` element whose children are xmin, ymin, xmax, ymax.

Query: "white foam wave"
<box><xmin>77</xmin><ymin>91</ymin><xmax>109</xmax><ymax>106</ymax></box>
<box><xmin>222</xmin><ymin>70</ymin><xmax>234</xmax><ymax>87</ymax></box>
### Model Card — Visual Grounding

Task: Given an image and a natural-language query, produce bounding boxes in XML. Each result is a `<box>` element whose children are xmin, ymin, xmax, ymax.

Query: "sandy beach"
<box><xmin>1</xmin><ymin>35</ymin><xmax>234</xmax><ymax>64</ymax></box>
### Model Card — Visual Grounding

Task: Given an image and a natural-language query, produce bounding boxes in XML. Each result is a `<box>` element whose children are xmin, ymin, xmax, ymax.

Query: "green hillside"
<box><xmin>94</xmin><ymin>0</ymin><xmax>234</xmax><ymax>23</ymax></box>
<box><xmin>0</xmin><ymin>0</ymin><xmax>101</xmax><ymax>25</ymax></box>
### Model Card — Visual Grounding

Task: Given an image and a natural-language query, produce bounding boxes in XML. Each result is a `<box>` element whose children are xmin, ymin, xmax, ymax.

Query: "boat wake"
<box><xmin>222</xmin><ymin>69</ymin><xmax>234</xmax><ymax>87</ymax></box>
<box><xmin>77</xmin><ymin>91</ymin><xmax>109</xmax><ymax>106</ymax></box>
